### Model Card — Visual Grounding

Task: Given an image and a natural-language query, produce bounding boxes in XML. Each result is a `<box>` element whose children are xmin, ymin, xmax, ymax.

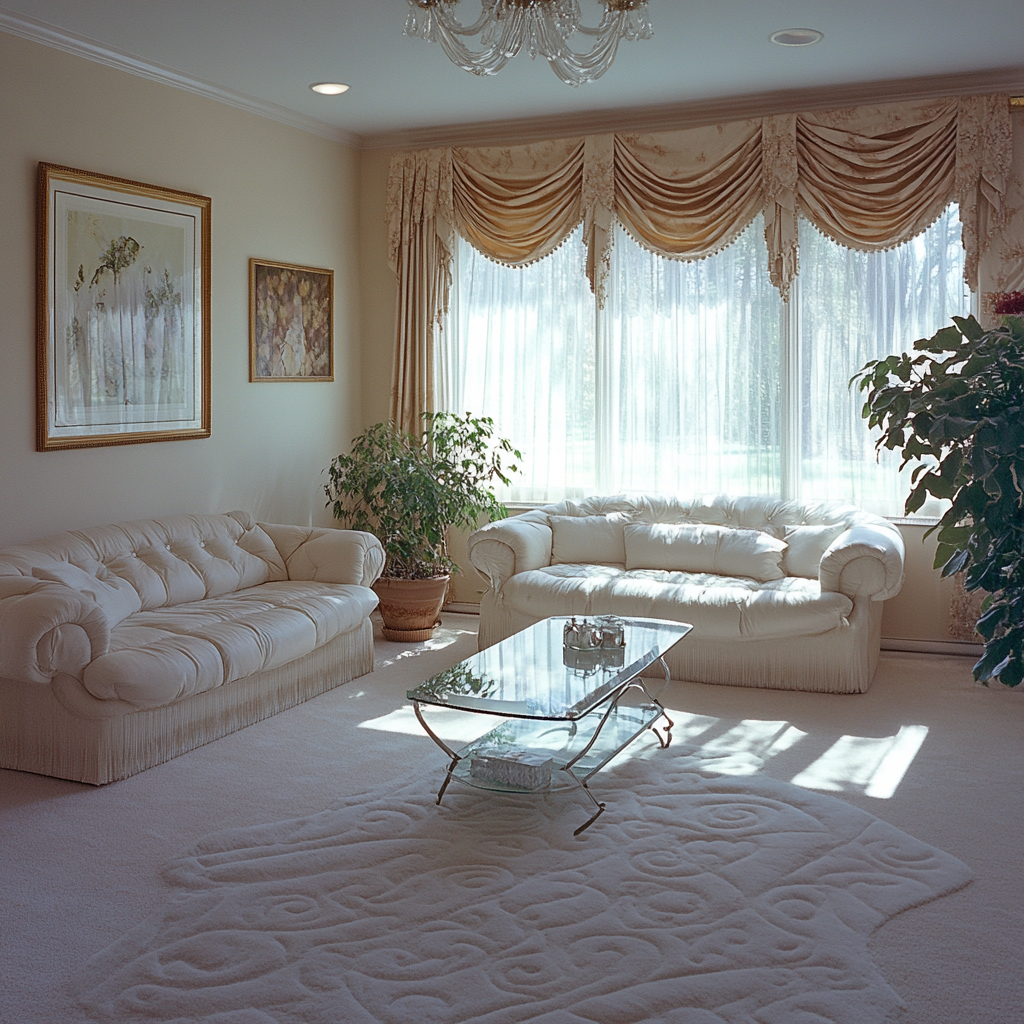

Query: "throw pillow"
<box><xmin>624</xmin><ymin>523</ymin><xmax>786</xmax><ymax>581</ymax></box>
<box><xmin>550</xmin><ymin>514</ymin><xmax>627</xmax><ymax>565</ymax></box>
<box><xmin>32</xmin><ymin>561</ymin><xmax>143</xmax><ymax>625</ymax></box>
<box><xmin>782</xmin><ymin>524</ymin><xmax>846</xmax><ymax>578</ymax></box>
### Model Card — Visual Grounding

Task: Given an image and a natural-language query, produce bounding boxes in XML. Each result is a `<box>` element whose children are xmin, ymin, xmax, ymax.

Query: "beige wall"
<box><xmin>0</xmin><ymin>31</ymin><xmax>362</xmax><ymax>547</ymax></box>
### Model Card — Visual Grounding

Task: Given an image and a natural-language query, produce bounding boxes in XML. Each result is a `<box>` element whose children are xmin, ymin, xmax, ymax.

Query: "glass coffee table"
<box><xmin>407</xmin><ymin>616</ymin><xmax>691</xmax><ymax>835</ymax></box>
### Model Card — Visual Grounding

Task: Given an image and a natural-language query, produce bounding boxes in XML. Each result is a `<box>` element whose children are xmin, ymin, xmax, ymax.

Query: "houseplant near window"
<box><xmin>325</xmin><ymin>412</ymin><xmax>520</xmax><ymax>641</ymax></box>
<box><xmin>853</xmin><ymin>302</ymin><xmax>1024</xmax><ymax>686</ymax></box>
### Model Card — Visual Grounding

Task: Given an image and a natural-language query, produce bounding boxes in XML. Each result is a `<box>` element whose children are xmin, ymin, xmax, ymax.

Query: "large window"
<box><xmin>439</xmin><ymin>205</ymin><xmax>969</xmax><ymax>516</ymax></box>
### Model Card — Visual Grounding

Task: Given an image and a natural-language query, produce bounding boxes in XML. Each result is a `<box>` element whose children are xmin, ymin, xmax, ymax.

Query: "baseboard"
<box><xmin>881</xmin><ymin>637</ymin><xmax>983</xmax><ymax>657</ymax></box>
<box><xmin>443</xmin><ymin>602</ymin><xmax>482</xmax><ymax>615</ymax></box>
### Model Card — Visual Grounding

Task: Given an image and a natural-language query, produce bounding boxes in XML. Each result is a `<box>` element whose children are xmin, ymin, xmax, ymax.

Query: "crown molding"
<box><xmin>0</xmin><ymin>9</ymin><xmax>360</xmax><ymax>147</ymax></box>
<box><xmin>361</xmin><ymin>66</ymin><xmax>1024</xmax><ymax>151</ymax></box>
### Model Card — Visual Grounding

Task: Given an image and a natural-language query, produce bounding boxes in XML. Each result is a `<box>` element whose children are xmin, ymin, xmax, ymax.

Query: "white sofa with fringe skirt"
<box><xmin>0</xmin><ymin>511</ymin><xmax>384</xmax><ymax>784</ymax></box>
<box><xmin>467</xmin><ymin>495</ymin><xmax>905</xmax><ymax>694</ymax></box>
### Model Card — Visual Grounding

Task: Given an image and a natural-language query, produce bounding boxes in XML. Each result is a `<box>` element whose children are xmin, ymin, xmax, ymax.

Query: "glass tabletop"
<box><xmin>408</xmin><ymin>616</ymin><xmax>691</xmax><ymax>721</ymax></box>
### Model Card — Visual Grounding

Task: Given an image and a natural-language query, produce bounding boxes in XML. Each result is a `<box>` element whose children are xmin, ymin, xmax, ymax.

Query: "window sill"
<box><xmin>503</xmin><ymin>503</ymin><xmax>943</xmax><ymax>528</ymax></box>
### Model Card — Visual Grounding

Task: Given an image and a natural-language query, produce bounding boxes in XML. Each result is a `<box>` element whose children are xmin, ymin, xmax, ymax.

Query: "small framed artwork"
<box><xmin>249</xmin><ymin>259</ymin><xmax>334</xmax><ymax>381</ymax></box>
<box><xmin>37</xmin><ymin>163</ymin><xmax>211</xmax><ymax>451</ymax></box>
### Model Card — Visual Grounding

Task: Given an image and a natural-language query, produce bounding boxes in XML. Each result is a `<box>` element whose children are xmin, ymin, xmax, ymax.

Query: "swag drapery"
<box><xmin>385</xmin><ymin>94</ymin><xmax>1013</xmax><ymax>432</ymax></box>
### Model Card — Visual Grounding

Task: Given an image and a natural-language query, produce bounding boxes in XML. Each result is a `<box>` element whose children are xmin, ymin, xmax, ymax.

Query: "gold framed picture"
<box><xmin>37</xmin><ymin>163</ymin><xmax>211</xmax><ymax>451</ymax></box>
<box><xmin>249</xmin><ymin>259</ymin><xmax>334</xmax><ymax>381</ymax></box>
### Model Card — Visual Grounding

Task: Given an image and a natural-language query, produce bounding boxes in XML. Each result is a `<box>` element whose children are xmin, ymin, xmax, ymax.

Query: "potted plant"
<box><xmin>853</xmin><ymin>299</ymin><xmax>1024</xmax><ymax>686</ymax></box>
<box><xmin>325</xmin><ymin>411</ymin><xmax>520</xmax><ymax>641</ymax></box>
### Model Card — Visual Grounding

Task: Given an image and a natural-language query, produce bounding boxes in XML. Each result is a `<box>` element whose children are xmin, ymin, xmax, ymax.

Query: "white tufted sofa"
<box><xmin>0</xmin><ymin>511</ymin><xmax>384</xmax><ymax>783</ymax></box>
<box><xmin>468</xmin><ymin>495</ymin><xmax>905</xmax><ymax>694</ymax></box>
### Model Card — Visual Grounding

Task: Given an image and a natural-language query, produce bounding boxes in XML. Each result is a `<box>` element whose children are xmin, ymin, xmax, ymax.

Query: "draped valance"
<box><xmin>386</xmin><ymin>94</ymin><xmax>1013</xmax><ymax>429</ymax></box>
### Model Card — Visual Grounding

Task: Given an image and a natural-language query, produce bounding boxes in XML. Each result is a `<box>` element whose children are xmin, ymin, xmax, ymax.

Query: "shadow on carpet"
<box><xmin>71</xmin><ymin>747</ymin><xmax>971</xmax><ymax>1024</ymax></box>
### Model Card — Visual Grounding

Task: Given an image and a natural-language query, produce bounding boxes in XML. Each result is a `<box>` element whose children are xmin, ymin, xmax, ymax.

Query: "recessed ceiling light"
<box><xmin>310</xmin><ymin>82</ymin><xmax>350</xmax><ymax>95</ymax></box>
<box><xmin>770</xmin><ymin>28</ymin><xmax>824</xmax><ymax>47</ymax></box>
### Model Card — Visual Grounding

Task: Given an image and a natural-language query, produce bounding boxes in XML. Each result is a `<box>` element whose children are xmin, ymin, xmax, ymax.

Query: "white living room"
<box><xmin>1</xmin><ymin>3</ymin><xmax>1023</xmax><ymax>1023</ymax></box>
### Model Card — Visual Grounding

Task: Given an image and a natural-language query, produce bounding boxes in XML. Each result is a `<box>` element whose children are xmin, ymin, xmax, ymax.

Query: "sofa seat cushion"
<box><xmin>501</xmin><ymin>564</ymin><xmax>853</xmax><ymax>640</ymax></box>
<box><xmin>82</xmin><ymin>581</ymin><xmax>378</xmax><ymax>709</ymax></box>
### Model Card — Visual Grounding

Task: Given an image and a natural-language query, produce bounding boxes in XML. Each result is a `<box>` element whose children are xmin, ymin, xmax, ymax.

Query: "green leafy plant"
<box><xmin>325</xmin><ymin>412</ymin><xmax>521</xmax><ymax>580</ymax></box>
<box><xmin>853</xmin><ymin>313</ymin><xmax>1024</xmax><ymax>686</ymax></box>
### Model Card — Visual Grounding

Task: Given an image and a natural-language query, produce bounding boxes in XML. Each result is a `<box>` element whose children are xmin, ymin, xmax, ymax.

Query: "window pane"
<box><xmin>797</xmin><ymin>206</ymin><xmax>969</xmax><ymax>516</ymax></box>
<box><xmin>604</xmin><ymin>219</ymin><xmax>783</xmax><ymax>496</ymax></box>
<box><xmin>441</xmin><ymin>228</ymin><xmax>597</xmax><ymax>503</ymax></box>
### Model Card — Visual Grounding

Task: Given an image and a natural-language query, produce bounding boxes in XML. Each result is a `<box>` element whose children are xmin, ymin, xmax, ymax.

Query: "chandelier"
<box><xmin>405</xmin><ymin>0</ymin><xmax>654</xmax><ymax>87</ymax></box>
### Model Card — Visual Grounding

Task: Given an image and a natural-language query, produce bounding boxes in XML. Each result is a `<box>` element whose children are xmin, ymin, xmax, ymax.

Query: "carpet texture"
<box><xmin>71</xmin><ymin>747</ymin><xmax>971</xmax><ymax>1024</ymax></box>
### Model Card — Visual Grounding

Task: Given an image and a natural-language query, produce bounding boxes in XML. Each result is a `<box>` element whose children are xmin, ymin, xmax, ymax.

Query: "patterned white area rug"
<box><xmin>72</xmin><ymin>750</ymin><xmax>971</xmax><ymax>1024</ymax></box>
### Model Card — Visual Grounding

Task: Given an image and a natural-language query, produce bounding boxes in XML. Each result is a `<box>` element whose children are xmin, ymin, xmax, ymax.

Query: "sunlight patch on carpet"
<box><xmin>71</xmin><ymin>747</ymin><xmax>969</xmax><ymax>1024</ymax></box>
<box><xmin>791</xmin><ymin>724</ymin><xmax>929</xmax><ymax>798</ymax></box>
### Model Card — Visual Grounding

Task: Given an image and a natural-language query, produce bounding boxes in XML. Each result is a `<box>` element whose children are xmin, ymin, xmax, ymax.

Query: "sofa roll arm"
<box><xmin>819</xmin><ymin>525</ymin><xmax>905</xmax><ymax>601</ymax></box>
<box><xmin>259</xmin><ymin>523</ymin><xmax>385</xmax><ymax>587</ymax></box>
<box><xmin>467</xmin><ymin>516</ymin><xmax>553</xmax><ymax>592</ymax></box>
<box><xmin>0</xmin><ymin>577</ymin><xmax>110</xmax><ymax>683</ymax></box>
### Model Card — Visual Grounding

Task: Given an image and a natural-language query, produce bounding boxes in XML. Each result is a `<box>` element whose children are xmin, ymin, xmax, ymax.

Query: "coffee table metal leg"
<box><xmin>435</xmin><ymin>755</ymin><xmax>460</xmax><ymax>805</ymax></box>
<box><xmin>413</xmin><ymin>701</ymin><xmax>462</xmax><ymax>805</ymax></box>
<box><xmin>559</xmin><ymin>766</ymin><xmax>606</xmax><ymax>836</ymax></box>
<box><xmin>630</xmin><ymin>656</ymin><xmax>675</xmax><ymax>747</ymax></box>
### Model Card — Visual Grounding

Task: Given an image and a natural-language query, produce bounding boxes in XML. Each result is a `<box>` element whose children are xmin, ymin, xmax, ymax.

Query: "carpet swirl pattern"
<box><xmin>72</xmin><ymin>749</ymin><xmax>971</xmax><ymax>1023</ymax></box>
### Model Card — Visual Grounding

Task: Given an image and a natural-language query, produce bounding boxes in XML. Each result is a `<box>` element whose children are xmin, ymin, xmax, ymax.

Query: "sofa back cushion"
<box><xmin>550</xmin><ymin>514</ymin><xmax>627</xmax><ymax>565</ymax></box>
<box><xmin>781</xmin><ymin>524</ymin><xmax>846</xmax><ymax>578</ymax></box>
<box><xmin>0</xmin><ymin>512</ymin><xmax>288</xmax><ymax>625</ymax></box>
<box><xmin>624</xmin><ymin>523</ymin><xmax>787</xmax><ymax>581</ymax></box>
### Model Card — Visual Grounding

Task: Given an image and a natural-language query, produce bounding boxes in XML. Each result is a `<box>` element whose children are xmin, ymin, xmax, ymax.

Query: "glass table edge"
<box><xmin>407</xmin><ymin>616</ymin><xmax>692</xmax><ymax>719</ymax></box>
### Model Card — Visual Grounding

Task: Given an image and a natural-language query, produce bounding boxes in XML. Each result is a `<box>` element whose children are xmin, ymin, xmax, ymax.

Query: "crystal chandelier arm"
<box><xmin>407</xmin><ymin>0</ymin><xmax>497</xmax><ymax>38</ymax></box>
<box><xmin>543</xmin><ymin>11</ymin><xmax>628</xmax><ymax>85</ymax></box>
<box><xmin>405</xmin><ymin>0</ymin><xmax>653</xmax><ymax>86</ymax></box>
<box><xmin>407</xmin><ymin>1</ymin><xmax>534</xmax><ymax>77</ymax></box>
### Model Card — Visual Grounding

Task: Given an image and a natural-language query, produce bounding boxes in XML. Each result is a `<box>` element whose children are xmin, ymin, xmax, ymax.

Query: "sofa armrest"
<box><xmin>259</xmin><ymin>523</ymin><xmax>385</xmax><ymax>587</ymax></box>
<box><xmin>0</xmin><ymin>576</ymin><xmax>110</xmax><ymax>683</ymax></box>
<box><xmin>467</xmin><ymin>515</ymin><xmax>553</xmax><ymax>592</ymax></box>
<box><xmin>819</xmin><ymin>525</ymin><xmax>905</xmax><ymax>601</ymax></box>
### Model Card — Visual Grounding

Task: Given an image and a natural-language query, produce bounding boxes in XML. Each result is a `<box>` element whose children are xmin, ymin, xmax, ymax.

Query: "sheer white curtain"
<box><xmin>797</xmin><ymin>205</ymin><xmax>969</xmax><ymax>516</ymax></box>
<box><xmin>604</xmin><ymin>218</ymin><xmax>782</xmax><ymax>496</ymax></box>
<box><xmin>439</xmin><ymin>228</ymin><xmax>597</xmax><ymax>503</ymax></box>
<box><xmin>441</xmin><ymin>205</ymin><xmax>970</xmax><ymax>515</ymax></box>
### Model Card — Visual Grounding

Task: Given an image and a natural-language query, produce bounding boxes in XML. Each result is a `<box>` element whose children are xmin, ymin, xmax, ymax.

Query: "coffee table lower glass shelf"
<box><xmin>408</xmin><ymin>616</ymin><xmax>691</xmax><ymax>835</ymax></box>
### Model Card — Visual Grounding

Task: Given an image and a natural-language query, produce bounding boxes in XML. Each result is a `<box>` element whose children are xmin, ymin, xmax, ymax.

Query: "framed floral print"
<box><xmin>249</xmin><ymin>259</ymin><xmax>334</xmax><ymax>381</ymax></box>
<box><xmin>37</xmin><ymin>163</ymin><xmax>211</xmax><ymax>451</ymax></box>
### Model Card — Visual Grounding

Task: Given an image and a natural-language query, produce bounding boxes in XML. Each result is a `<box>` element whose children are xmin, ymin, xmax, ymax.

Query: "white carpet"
<box><xmin>71</xmin><ymin>744</ymin><xmax>970</xmax><ymax>1024</ymax></box>
<box><xmin>3</xmin><ymin>615</ymin><xmax>1022</xmax><ymax>1024</ymax></box>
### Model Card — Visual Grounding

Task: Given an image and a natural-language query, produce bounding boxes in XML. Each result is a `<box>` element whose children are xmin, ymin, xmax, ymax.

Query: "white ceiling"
<box><xmin>2</xmin><ymin>1</ymin><xmax>1023</xmax><ymax>147</ymax></box>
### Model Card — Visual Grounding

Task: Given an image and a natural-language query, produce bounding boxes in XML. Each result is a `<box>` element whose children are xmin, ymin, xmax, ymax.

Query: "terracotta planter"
<box><xmin>372</xmin><ymin>575</ymin><xmax>450</xmax><ymax>642</ymax></box>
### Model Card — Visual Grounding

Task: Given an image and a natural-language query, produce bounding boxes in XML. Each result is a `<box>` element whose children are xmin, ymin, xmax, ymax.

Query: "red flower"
<box><xmin>994</xmin><ymin>290</ymin><xmax>1024</xmax><ymax>315</ymax></box>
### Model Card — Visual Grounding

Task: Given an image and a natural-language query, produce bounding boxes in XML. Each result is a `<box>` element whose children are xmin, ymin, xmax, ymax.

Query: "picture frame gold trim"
<box><xmin>249</xmin><ymin>258</ymin><xmax>334</xmax><ymax>382</ymax></box>
<box><xmin>36</xmin><ymin>162</ymin><xmax>211</xmax><ymax>451</ymax></box>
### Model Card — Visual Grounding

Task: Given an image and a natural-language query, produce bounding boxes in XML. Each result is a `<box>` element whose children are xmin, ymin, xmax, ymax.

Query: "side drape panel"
<box><xmin>956</xmin><ymin>94</ymin><xmax>1014</xmax><ymax>290</ymax></box>
<box><xmin>386</xmin><ymin>148</ymin><xmax>454</xmax><ymax>433</ymax></box>
<box><xmin>977</xmin><ymin>105</ymin><xmax>1024</xmax><ymax>317</ymax></box>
